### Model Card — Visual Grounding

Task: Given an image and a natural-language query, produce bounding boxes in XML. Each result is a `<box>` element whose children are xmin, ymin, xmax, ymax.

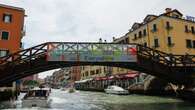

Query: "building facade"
<box><xmin>0</xmin><ymin>4</ymin><xmax>25</xmax><ymax>57</ymax></box>
<box><xmin>49</xmin><ymin>68</ymin><xmax>71</xmax><ymax>88</ymax></box>
<box><xmin>80</xmin><ymin>66</ymin><xmax>109</xmax><ymax>80</ymax></box>
<box><xmin>70</xmin><ymin>66</ymin><xmax>81</xmax><ymax>81</ymax></box>
<box><xmin>114</xmin><ymin>8</ymin><xmax>195</xmax><ymax>55</ymax></box>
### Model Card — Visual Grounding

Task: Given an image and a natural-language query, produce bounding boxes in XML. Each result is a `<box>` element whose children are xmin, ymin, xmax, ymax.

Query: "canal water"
<box><xmin>0</xmin><ymin>89</ymin><xmax>195</xmax><ymax>110</ymax></box>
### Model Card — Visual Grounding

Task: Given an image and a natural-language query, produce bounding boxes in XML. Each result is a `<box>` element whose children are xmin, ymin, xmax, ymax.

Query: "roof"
<box><xmin>0</xmin><ymin>4</ymin><xmax>25</xmax><ymax>12</ymax></box>
<box><xmin>161</xmin><ymin>9</ymin><xmax>183</xmax><ymax>16</ymax></box>
<box><xmin>131</xmin><ymin>22</ymin><xmax>143</xmax><ymax>30</ymax></box>
<box><xmin>143</xmin><ymin>15</ymin><xmax>158</xmax><ymax>22</ymax></box>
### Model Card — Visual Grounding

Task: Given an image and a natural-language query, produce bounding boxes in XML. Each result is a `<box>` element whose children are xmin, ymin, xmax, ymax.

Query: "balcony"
<box><xmin>151</xmin><ymin>28</ymin><xmax>158</xmax><ymax>33</ymax></box>
<box><xmin>165</xmin><ymin>26</ymin><xmax>173</xmax><ymax>30</ymax></box>
<box><xmin>167</xmin><ymin>43</ymin><xmax>175</xmax><ymax>47</ymax></box>
<box><xmin>152</xmin><ymin>45</ymin><xmax>160</xmax><ymax>48</ymax></box>
<box><xmin>132</xmin><ymin>37</ymin><xmax>137</xmax><ymax>41</ymax></box>
<box><xmin>185</xmin><ymin>29</ymin><xmax>191</xmax><ymax>33</ymax></box>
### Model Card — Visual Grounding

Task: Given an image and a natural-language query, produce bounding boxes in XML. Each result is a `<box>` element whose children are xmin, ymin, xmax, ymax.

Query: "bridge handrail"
<box><xmin>0</xmin><ymin>42</ymin><xmax>49</xmax><ymax>65</ymax></box>
<box><xmin>137</xmin><ymin>45</ymin><xmax>195</xmax><ymax>67</ymax></box>
<box><xmin>1</xmin><ymin>42</ymin><xmax>195</xmax><ymax>67</ymax></box>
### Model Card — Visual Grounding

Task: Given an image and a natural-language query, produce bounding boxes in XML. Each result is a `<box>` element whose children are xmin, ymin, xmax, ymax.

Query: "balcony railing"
<box><xmin>150</xmin><ymin>28</ymin><xmax>158</xmax><ymax>33</ymax></box>
<box><xmin>165</xmin><ymin>26</ymin><xmax>173</xmax><ymax>30</ymax></box>
<box><xmin>167</xmin><ymin>43</ymin><xmax>175</xmax><ymax>47</ymax></box>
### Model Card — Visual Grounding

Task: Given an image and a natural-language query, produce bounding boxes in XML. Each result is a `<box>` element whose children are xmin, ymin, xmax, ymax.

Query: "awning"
<box><xmin>93</xmin><ymin>72</ymin><xmax>139</xmax><ymax>81</ymax></box>
<box><xmin>124</xmin><ymin>73</ymin><xmax>139</xmax><ymax>78</ymax></box>
<box><xmin>119</xmin><ymin>73</ymin><xmax>139</xmax><ymax>79</ymax></box>
<box><xmin>108</xmin><ymin>76</ymin><xmax>114</xmax><ymax>80</ymax></box>
<box><xmin>94</xmin><ymin>76</ymin><xmax>107</xmax><ymax>81</ymax></box>
<box><xmin>75</xmin><ymin>78</ymin><xmax>93</xmax><ymax>83</ymax></box>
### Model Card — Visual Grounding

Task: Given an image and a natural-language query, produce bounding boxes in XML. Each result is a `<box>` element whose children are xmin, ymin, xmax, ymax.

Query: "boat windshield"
<box><xmin>24</xmin><ymin>90</ymin><xmax>49</xmax><ymax>99</ymax></box>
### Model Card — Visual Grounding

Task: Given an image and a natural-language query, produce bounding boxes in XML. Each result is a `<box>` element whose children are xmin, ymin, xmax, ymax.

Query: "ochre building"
<box><xmin>114</xmin><ymin>8</ymin><xmax>195</xmax><ymax>55</ymax></box>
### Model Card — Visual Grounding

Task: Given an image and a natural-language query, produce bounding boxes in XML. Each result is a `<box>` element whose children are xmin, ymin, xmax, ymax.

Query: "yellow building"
<box><xmin>80</xmin><ymin>66</ymin><xmax>108</xmax><ymax>80</ymax></box>
<box><xmin>114</xmin><ymin>8</ymin><xmax>195</xmax><ymax>55</ymax></box>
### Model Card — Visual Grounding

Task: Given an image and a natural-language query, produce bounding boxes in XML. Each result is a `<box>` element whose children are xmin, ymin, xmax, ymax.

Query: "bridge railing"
<box><xmin>0</xmin><ymin>42</ymin><xmax>48</xmax><ymax>65</ymax></box>
<box><xmin>137</xmin><ymin>45</ymin><xmax>195</xmax><ymax>67</ymax></box>
<box><xmin>1</xmin><ymin>42</ymin><xmax>195</xmax><ymax>67</ymax></box>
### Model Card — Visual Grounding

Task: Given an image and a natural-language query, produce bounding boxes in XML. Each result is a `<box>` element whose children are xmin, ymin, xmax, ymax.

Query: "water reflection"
<box><xmin>1</xmin><ymin>89</ymin><xmax>195</xmax><ymax>110</ymax></box>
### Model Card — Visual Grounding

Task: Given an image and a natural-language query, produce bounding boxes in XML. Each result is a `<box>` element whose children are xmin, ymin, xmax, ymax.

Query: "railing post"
<box><xmin>46</xmin><ymin>42</ymin><xmax>49</xmax><ymax>61</ymax></box>
<box><xmin>29</xmin><ymin>48</ymin><xmax>32</xmax><ymax>66</ymax></box>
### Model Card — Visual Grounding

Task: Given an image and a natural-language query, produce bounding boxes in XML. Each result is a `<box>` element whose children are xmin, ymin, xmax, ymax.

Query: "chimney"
<box><xmin>165</xmin><ymin>8</ymin><xmax>172</xmax><ymax>13</ymax></box>
<box><xmin>99</xmin><ymin>38</ymin><xmax>102</xmax><ymax>43</ymax></box>
<box><xmin>113</xmin><ymin>37</ymin><xmax>115</xmax><ymax>41</ymax></box>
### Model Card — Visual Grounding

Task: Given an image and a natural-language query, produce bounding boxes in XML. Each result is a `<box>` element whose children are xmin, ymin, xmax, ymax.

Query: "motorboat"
<box><xmin>22</xmin><ymin>87</ymin><xmax>51</xmax><ymax>108</ymax></box>
<box><xmin>104</xmin><ymin>85</ymin><xmax>129</xmax><ymax>95</ymax></box>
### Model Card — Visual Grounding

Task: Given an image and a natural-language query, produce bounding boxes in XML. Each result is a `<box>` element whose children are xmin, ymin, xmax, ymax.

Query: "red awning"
<box><xmin>124</xmin><ymin>73</ymin><xmax>139</xmax><ymax>78</ymax></box>
<box><xmin>95</xmin><ymin>77</ymin><xmax>101</xmax><ymax>81</ymax></box>
<box><xmin>94</xmin><ymin>72</ymin><xmax>139</xmax><ymax>81</ymax></box>
<box><xmin>101</xmin><ymin>77</ymin><xmax>107</xmax><ymax>80</ymax></box>
<box><xmin>108</xmin><ymin>76</ymin><xmax>114</xmax><ymax>80</ymax></box>
<box><xmin>117</xmin><ymin>73</ymin><xmax>139</xmax><ymax>79</ymax></box>
<box><xmin>94</xmin><ymin>76</ymin><xmax>107</xmax><ymax>81</ymax></box>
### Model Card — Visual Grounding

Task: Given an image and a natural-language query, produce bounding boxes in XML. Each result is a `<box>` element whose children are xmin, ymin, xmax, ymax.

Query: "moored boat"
<box><xmin>104</xmin><ymin>85</ymin><xmax>129</xmax><ymax>95</ymax></box>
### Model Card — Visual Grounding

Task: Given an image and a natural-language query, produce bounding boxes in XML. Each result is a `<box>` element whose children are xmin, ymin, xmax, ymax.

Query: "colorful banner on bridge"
<box><xmin>47</xmin><ymin>43</ymin><xmax>137</xmax><ymax>62</ymax></box>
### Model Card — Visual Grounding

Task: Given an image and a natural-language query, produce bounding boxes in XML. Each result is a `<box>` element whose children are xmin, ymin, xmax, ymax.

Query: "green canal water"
<box><xmin>0</xmin><ymin>89</ymin><xmax>195</xmax><ymax>110</ymax></box>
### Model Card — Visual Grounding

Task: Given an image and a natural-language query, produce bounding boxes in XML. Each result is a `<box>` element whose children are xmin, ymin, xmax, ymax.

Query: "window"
<box><xmin>193</xmin><ymin>40</ymin><xmax>195</xmax><ymax>48</ymax></box>
<box><xmin>167</xmin><ymin>36</ymin><xmax>172</xmax><ymax>46</ymax></box>
<box><xmin>119</xmin><ymin>40</ymin><xmax>125</xmax><ymax>44</ymax></box>
<box><xmin>166</xmin><ymin>21</ymin><xmax>170</xmax><ymax>28</ymax></box>
<box><xmin>143</xmin><ymin>42</ymin><xmax>147</xmax><ymax>47</ymax></box>
<box><xmin>191</xmin><ymin>26</ymin><xmax>195</xmax><ymax>34</ymax></box>
<box><xmin>134</xmin><ymin>34</ymin><xmax>137</xmax><ymax>40</ymax></box>
<box><xmin>138</xmin><ymin>31</ymin><xmax>142</xmax><ymax>38</ymax></box>
<box><xmin>0</xmin><ymin>50</ymin><xmax>9</xmax><ymax>57</ymax></box>
<box><xmin>172</xmin><ymin>14</ymin><xmax>179</xmax><ymax>18</ymax></box>
<box><xmin>1</xmin><ymin>31</ymin><xmax>9</xmax><ymax>40</ymax></box>
<box><xmin>143</xmin><ymin>29</ymin><xmax>147</xmax><ymax>36</ymax></box>
<box><xmin>185</xmin><ymin>25</ymin><xmax>189</xmax><ymax>32</ymax></box>
<box><xmin>166</xmin><ymin>21</ymin><xmax>173</xmax><ymax>30</ymax></box>
<box><xmin>125</xmin><ymin>38</ymin><xmax>129</xmax><ymax>43</ymax></box>
<box><xmin>3</xmin><ymin>14</ymin><xmax>12</xmax><ymax>23</ymax></box>
<box><xmin>154</xmin><ymin>38</ymin><xmax>159</xmax><ymax>48</ymax></box>
<box><xmin>90</xmin><ymin>70</ymin><xmax>95</xmax><ymax>75</ymax></box>
<box><xmin>99</xmin><ymin>69</ymin><xmax>102</xmax><ymax>74</ymax></box>
<box><xmin>186</xmin><ymin>39</ymin><xmax>192</xmax><ymax>48</ymax></box>
<box><xmin>96</xmin><ymin>70</ymin><xmax>99</xmax><ymax>74</ymax></box>
<box><xmin>104</xmin><ymin>67</ymin><xmax>106</xmax><ymax>73</ymax></box>
<box><xmin>153</xmin><ymin>24</ymin><xmax>157</xmax><ymax>31</ymax></box>
<box><xmin>85</xmin><ymin>72</ymin><xmax>89</xmax><ymax>77</ymax></box>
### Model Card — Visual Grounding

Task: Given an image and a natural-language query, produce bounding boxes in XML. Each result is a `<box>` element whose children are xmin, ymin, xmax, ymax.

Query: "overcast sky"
<box><xmin>1</xmin><ymin>0</ymin><xmax>195</xmax><ymax>78</ymax></box>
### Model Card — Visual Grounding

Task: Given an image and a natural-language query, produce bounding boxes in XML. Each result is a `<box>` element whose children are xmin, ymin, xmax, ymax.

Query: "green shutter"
<box><xmin>2</xmin><ymin>31</ymin><xmax>9</xmax><ymax>40</ymax></box>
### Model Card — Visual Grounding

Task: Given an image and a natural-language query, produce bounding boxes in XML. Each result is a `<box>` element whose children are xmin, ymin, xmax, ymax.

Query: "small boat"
<box><xmin>104</xmin><ymin>85</ymin><xmax>129</xmax><ymax>95</ymax></box>
<box><xmin>68</xmin><ymin>88</ymin><xmax>76</xmax><ymax>93</ymax></box>
<box><xmin>22</xmin><ymin>87</ymin><xmax>51</xmax><ymax>108</ymax></box>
